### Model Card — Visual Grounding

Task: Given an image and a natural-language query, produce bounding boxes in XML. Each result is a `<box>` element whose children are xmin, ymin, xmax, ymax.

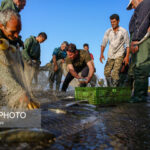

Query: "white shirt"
<box><xmin>101</xmin><ymin>27</ymin><xmax>129</xmax><ymax>59</ymax></box>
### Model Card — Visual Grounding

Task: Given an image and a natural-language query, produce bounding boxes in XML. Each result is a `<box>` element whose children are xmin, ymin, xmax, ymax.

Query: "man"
<box><xmin>127</xmin><ymin>0</ymin><xmax>150</xmax><ymax>102</ymax></box>
<box><xmin>61</xmin><ymin>43</ymin><xmax>94</xmax><ymax>92</ymax></box>
<box><xmin>49</xmin><ymin>41</ymin><xmax>68</xmax><ymax>91</ymax></box>
<box><xmin>22</xmin><ymin>32</ymin><xmax>47</xmax><ymax>87</ymax></box>
<box><xmin>0</xmin><ymin>0</ymin><xmax>26</xmax><ymax>12</ymax></box>
<box><xmin>0</xmin><ymin>9</ymin><xmax>38</xmax><ymax>109</ymax></box>
<box><xmin>0</xmin><ymin>0</ymin><xmax>26</xmax><ymax>48</ymax></box>
<box><xmin>83</xmin><ymin>43</ymin><xmax>94</xmax><ymax>60</ymax></box>
<box><xmin>100</xmin><ymin>14</ymin><xmax>130</xmax><ymax>87</ymax></box>
<box><xmin>83</xmin><ymin>43</ymin><xmax>96</xmax><ymax>87</ymax></box>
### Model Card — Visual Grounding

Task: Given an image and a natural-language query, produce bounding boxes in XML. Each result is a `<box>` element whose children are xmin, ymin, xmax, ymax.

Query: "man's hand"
<box><xmin>61</xmin><ymin>59</ymin><xmax>65</xmax><ymax>63</ymax></box>
<box><xmin>27</xmin><ymin>100</ymin><xmax>40</xmax><ymax>110</ymax></box>
<box><xmin>130</xmin><ymin>41</ymin><xmax>139</xmax><ymax>53</ymax></box>
<box><xmin>100</xmin><ymin>54</ymin><xmax>105</xmax><ymax>64</ymax></box>
<box><xmin>54</xmin><ymin>64</ymin><xmax>58</xmax><ymax>72</ymax></box>
<box><xmin>27</xmin><ymin>59</ymin><xmax>32</xmax><ymax>66</ymax></box>
<box><xmin>77</xmin><ymin>76</ymin><xmax>83</xmax><ymax>79</ymax></box>
<box><xmin>85</xmin><ymin>76</ymin><xmax>92</xmax><ymax>84</ymax></box>
<box><xmin>120</xmin><ymin>64</ymin><xmax>125</xmax><ymax>73</ymax></box>
<box><xmin>123</xmin><ymin>56</ymin><xmax>129</xmax><ymax>66</ymax></box>
<box><xmin>32</xmin><ymin>60</ymin><xmax>37</xmax><ymax>64</ymax></box>
<box><xmin>78</xmin><ymin>78</ymin><xmax>87</xmax><ymax>85</ymax></box>
<box><xmin>19</xmin><ymin>94</ymin><xmax>40</xmax><ymax>110</ymax></box>
<box><xmin>0</xmin><ymin>38</ymin><xmax>9</xmax><ymax>50</ymax></box>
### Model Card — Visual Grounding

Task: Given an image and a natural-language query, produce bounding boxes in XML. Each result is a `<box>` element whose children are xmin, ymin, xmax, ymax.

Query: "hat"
<box><xmin>67</xmin><ymin>43</ymin><xmax>76</xmax><ymax>52</ymax></box>
<box><xmin>126</xmin><ymin>0</ymin><xmax>133</xmax><ymax>10</ymax></box>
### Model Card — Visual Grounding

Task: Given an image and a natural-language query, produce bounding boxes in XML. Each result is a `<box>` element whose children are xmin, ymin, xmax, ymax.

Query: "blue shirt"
<box><xmin>51</xmin><ymin>47</ymin><xmax>67</xmax><ymax>62</ymax></box>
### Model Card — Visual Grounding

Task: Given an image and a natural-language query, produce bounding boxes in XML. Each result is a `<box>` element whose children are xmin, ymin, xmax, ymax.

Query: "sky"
<box><xmin>0</xmin><ymin>0</ymin><xmax>134</xmax><ymax>78</ymax></box>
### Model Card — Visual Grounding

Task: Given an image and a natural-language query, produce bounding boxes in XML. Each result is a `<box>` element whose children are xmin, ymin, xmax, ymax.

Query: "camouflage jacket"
<box><xmin>0</xmin><ymin>0</ymin><xmax>20</xmax><ymax>12</ymax></box>
<box><xmin>66</xmin><ymin>50</ymin><xmax>91</xmax><ymax>69</ymax></box>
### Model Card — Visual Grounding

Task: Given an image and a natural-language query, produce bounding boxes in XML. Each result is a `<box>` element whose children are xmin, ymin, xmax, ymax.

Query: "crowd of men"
<box><xmin>0</xmin><ymin>0</ymin><xmax>149</xmax><ymax>110</ymax></box>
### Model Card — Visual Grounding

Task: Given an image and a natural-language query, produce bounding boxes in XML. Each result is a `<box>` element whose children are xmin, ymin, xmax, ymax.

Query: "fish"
<box><xmin>49</xmin><ymin>108</ymin><xmax>67</xmax><ymax>114</ymax></box>
<box><xmin>0</xmin><ymin>128</ymin><xmax>55</xmax><ymax>143</ymax></box>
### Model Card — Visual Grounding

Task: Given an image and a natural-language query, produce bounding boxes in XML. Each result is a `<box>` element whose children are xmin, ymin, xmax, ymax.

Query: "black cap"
<box><xmin>67</xmin><ymin>43</ymin><xmax>77</xmax><ymax>52</ymax></box>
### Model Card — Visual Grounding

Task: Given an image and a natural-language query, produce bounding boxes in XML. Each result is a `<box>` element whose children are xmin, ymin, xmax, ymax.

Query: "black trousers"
<box><xmin>61</xmin><ymin>66</ymin><xmax>89</xmax><ymax>92</ymax></box>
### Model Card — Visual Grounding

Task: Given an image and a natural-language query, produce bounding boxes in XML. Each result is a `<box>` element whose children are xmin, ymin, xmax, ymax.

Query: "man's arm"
<box><xmin>131</xmin><ymin>26</ymin><xmax>150</xmax><ymax>53</ymax></box>
<box><xmin>52</xmin><ymin>55</ymin><xmax>58</xmax><ymax>72</ymax></box>
<box><xmin>132</xmin><ymin>7</ymin><xmax>150</xmax><ymax>41</ymax></box>
<box><xmin>100</xmin><ymin>29</ymin><xmax>109</xmax><ymax>63</ymax></box>
<box><xmin>67</xmin><ymin>64</ymin><xmax>81</xmax><ymax>79</ymax></box>
<box><xmin>86</xmin><ymin>60</ymin><xmax>94</xmax><ymax>83</ymax></box>
<box><xmin>123</xmin><ymin>47</ymin><xmax>130</xmax><ymax>66</ymax></box>
<box><xmin>123</xmin><ymin>30</ymin><xmax>130</xmax><ymax>65</ymax></box>
<box><xmin>100</xmin><ymin>46</ymin><xmax>105</xmax><ymax>63</ymax></box>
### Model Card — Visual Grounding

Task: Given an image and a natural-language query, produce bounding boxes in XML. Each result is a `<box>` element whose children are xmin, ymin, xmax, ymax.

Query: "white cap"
<box><xmin>126</xmin><ymin>0</ymin><xmax>133</xmax><ymax>10</ymax></box>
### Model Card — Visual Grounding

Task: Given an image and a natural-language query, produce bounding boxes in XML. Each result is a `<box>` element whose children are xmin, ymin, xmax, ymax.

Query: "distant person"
<box><xmin>22</xmin><ymin>32</ymin><xmax>47</xmax><ymax>87</ymax></box>
<box><xmin>127</xmin><ymin>0</ymin><xmax>150</xmax><ymax>102</ymax></box>
<box><xmin>61</xmin><ymin>43</ymin><xmax>94</xmax><ymax>92</ymax></box>
<box><xmin>83</xmin><ymin>43</ymin><xmax>96</xmax><ymax>87</ymax></box>
<box><xmin>100</xmin><ymin>14</ymin><xmax>130</xmax><ymax>87</ymax></box>
<box><xmin>49</xmin><ymin>41</ymin><xmax>69</xmax><ymax>91</ymax></box>
<box><xmin>0</xmin><ymin>9</ymin><xmax>38</xmax><ymax>109</ymax></box>
<box><xmin>0</xmin><ymin>0</ymin><xmax>26</xmax><ymax>12</ymax></box>
<box><xmin>83</xmin><ymin>43</ymin><xmax>94</xmax><ymax>60</ymax></box>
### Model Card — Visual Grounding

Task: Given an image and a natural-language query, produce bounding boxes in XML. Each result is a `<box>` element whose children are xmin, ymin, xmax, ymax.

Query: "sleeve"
<box><xmin>90</xmin><ymin>53</ymin><xmax>94</xmax><ymax>60</ymax></box>
<box><xmin>37</xmin><ymin>45</ymin><xmax>41</xmax><ymax>62</ymax></box>
<box><xmin>101</xmin><ymin>29</ymin><xmax>110</xmax><ymax>47</ymax></box>
<box><xmin>124</xmin><ymin>30</ymin><xmax>130</xmax><ymax>48</ymax></box>
<box><xmin>22</xmin><ymin>38</ymin><xmax>32</xmax><ymax>61</ymax></box>
<box><xmin>85</xmin><ymin>52</ymin><xmax>92</xmax><ymax>64</ymax></box>
<box><xmin>65</xmin><ymin>57</ymin><xmax>72</xmax><ymax>65</ymax></box>
<box><xmin>0</xmin><ymin>0</ymin><xmax>14</xmax><ymax>11</ymax></box>
<box><xmin>132</xmin><ymin>4</ymin><xmax>150</xmax><ymax>41</ymax></box>
<box><xmin>52</xmin><ymin>48</ymin><xmax>58</xmax><ymax>56</ymax></box>
<box><xmin>0</xmin><ymin>0</ymin><xmax>6</xmax><ymax>10</ymax></box>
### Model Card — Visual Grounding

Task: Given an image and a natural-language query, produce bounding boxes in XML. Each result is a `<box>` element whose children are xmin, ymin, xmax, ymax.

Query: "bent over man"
<box><xmin>61</xmin><ymin>43</ymin><xmax>94</xmax><ymax>92</ymax></box>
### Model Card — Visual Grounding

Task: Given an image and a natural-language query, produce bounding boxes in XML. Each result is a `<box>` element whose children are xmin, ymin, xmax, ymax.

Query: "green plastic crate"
<box><xmin>75</xmin><ymin>87</ymin><xmax>131</xmax><ymax>105</ymax></box>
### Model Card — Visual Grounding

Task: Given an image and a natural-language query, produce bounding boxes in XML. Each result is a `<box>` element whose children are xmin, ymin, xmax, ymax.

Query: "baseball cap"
<box><xmin>67</xmin><ymin>43</ymin><xmax>77</xmax><ymax>52</ymax></box>
<box><xmin>127</xmin><ymin>0</ymin><xmax>133</xmax><ymax>10</ymax></box>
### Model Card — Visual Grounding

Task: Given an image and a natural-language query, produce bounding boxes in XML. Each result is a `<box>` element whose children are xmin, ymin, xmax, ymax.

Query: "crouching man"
<box><xmin>61</xmin><ymin>43</ymin><xmax>94</xmax><ymax>92</ymax></box>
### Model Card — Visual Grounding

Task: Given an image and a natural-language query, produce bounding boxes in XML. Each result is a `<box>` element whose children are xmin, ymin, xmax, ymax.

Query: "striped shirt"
<box><xmin>101</xmin><ymin>27</ymin><xmax>129</xmax><ymax>59</ymax></box>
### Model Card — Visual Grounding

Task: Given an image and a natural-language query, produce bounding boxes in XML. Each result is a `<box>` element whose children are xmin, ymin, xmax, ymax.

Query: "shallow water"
<box><xmin>0</xmin><ymin>91</ymin><xmax>150</xmax><ymax>150</ymax></box>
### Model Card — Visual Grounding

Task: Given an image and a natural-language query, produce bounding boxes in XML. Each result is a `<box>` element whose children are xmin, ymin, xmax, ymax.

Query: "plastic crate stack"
<box><xmin>75</xmin><ymin>87</ymin><xmax>131</xmax><ymax>105</ymax></box>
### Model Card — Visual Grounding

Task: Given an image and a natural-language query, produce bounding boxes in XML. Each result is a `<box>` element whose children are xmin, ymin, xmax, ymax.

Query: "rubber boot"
<box><xmin>56</xmin><ymin>84</ymin><xmax>60</xmax><ymax>91</ymax></box>
<box><xmin>112</xmin><ymin>79</ymin><xmax>119</xmax><ymax>87</ymax></box>
<box><xmin>106</xmin><ymin>77</ymin><xmax>113</xmax><ymax>87</ymax></box>
<box><xmin>49</xmin><ymin>82</ymin><xmax>53</xmax><ymax>90</ymax></box>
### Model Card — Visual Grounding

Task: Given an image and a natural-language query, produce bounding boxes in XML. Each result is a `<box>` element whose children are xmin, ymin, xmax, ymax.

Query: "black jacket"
<box><xmin>130</xmin><ymin>0</ymin><xmax>150</xmax><ymax>41</ymax></box>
